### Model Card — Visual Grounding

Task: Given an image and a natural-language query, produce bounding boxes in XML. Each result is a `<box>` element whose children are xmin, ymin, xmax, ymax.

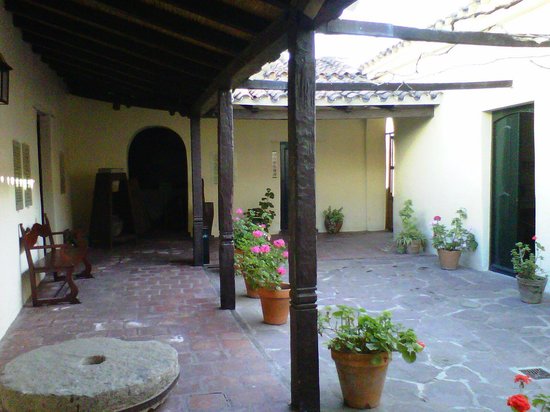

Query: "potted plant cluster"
<box><xmin>323</xmin><ymin>206</ymin><xmax>344</xmax><ymax>234</ymax></box>
<box><xmin>395</xmin><ymin>199</ymin><xmax>426</xmax><ymax>254</ymax></box>
<box><xmin>511</xmin><ymin>236</ymin><xmax>548</xmax><ymax>304</ymax></box>
<box><xmin>507</xmin><ymin>373</ymin><xmax>549</xmax><ymax>411</ymax></box>
<box><xmin>246</xmin><ymin>188</ymin><xmax>276</xmax><ymax>231</ymax></box>
<box><xmin>235</xmin><ymin>231</ymin><xmax>289</xmax><ymax>324</ymax></box>
<box><xmin>318</xmin><ymin>305</ymin><xmax>424</xmax><ymax>409</ymax></box>
<box><xmin>431</xmin><ymin>208</ymin><xmax>478</xmax><ymax>270</ymax></box>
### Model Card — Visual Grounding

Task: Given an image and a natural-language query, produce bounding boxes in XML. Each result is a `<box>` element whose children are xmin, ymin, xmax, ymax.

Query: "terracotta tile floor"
<box><xmin>0</xmin><ymin>236</ymin><xmax>290</xmax><ymax>411</ymax></box>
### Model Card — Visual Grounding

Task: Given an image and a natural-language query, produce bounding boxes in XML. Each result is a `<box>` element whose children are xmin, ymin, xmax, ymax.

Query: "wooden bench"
<box><xmin>19</xmin><ymin>216</ymin><xmax>93</xmax><ymax>307</ymax></box>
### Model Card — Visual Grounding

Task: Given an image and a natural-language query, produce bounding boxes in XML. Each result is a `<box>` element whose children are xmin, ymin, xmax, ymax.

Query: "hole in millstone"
<box><xmin>81</xmin><ymin>355</ymin><xmax>106</xmax><ymax>365</ymax></box>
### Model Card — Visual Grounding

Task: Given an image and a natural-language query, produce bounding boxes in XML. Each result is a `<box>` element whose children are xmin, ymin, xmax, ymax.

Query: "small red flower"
<box><xmin>507</xmin><ymin>394</ymin><xmax>530</xmax><ymax>412</ymax></box>
<box><xmin>514</xmin><ymin>374</ymin><xmax>532</xmax><ymax>385</ymax></box>
<box><xmin>532</xmin><ymin>235</ymin><xmax>537</xmax><ymax>241</ymax></box>
<box><xmin>434</xmin><ymin>216</ymin><xmax>441</xmax><ymax>221</ymax></box>
<box><xmin>417</xmin><ymin>340</ymin><xmax>425</xmax><ymax>349</ymax></box>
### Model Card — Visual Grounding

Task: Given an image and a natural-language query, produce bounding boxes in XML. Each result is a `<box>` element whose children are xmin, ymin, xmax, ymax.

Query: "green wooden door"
<box><xmin>490</xmin><ymin>109</ymin><xmax>535</xmax><ymax>275</ymax></box>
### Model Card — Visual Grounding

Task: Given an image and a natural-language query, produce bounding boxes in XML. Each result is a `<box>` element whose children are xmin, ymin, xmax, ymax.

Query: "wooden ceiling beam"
<box><xmin>6</xmin><ymin>0</ymin><xmax>230</xmax><ymax>69</ymax></box>
<box><xmin>318</xmin><ymin>19</ymin><xmax>550</xmax><ymax>47</ymax></box>
<box><xmin>37</xmin><ymin>47</ymin><xmax>207</xmax><ymax>92</ymax></box>
<box><xmin>240</xmin><ymin>79</ymin><xmax>514</xmax><ymax>91</ymax></box>
<box><xmin>21</xmin><ymin>30</ymin><xmax>211</xmax><ymax>81</ymax></box>
<box><xmin>144</xmin><ymin>0</ymin><xmax>271</xmax><ymax>37</ymax></box>
<box><xmin>75</xmin><ymin>0</ymin><xmax>248</xmax><ymax>53</ymax></box>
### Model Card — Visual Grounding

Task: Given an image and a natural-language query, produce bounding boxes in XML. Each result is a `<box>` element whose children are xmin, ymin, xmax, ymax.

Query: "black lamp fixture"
<box><xmin>0</xmin><ymin>53</ymin><xmax>13</xmax><ymax>105</ymax></box>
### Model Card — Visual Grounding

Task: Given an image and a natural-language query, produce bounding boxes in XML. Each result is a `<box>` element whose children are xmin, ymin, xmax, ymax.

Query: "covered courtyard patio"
<box><xmin>1</xmin><ymin>232</ymin><xmax>548</xmax><ymax>411</ymax></box>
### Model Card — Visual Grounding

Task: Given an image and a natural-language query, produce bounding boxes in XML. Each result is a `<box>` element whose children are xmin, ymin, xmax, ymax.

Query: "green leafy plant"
<box><xmin>317</xmin><ymin>305</ymin><xmax>424</xmax><ymax>363</ymax></box>
<box><xmin>246</xmin><ymin>188</ymin><xmax>276</xmax><ymax>230</ymax></box>
<box><xmin>511</xmin><ymin>236</ymin><xmax>546</xmax><ymax>280</ymax></box>
<box><xmin>233</xmin><ymin>208</ymin><xmax>265</xmax><ymax>252</ymax></box>
<box><xmin>431</xmin><ymin>208</ymin><xmax>478</xmax><ymax>252</ymax></box>
<box><xmin>234</xmin><ymin>235</ymin><xmax>288</xmax><ymax>290</ymax></box>
<box><xmin>395</xmin><ymin>199</ymin><xmax>426</xmax><ymax>253</ymax></box>
<box><xmin>323</xmin><ymin>206</ymin><xmax>344</xmax><ymax>234</ymax></box>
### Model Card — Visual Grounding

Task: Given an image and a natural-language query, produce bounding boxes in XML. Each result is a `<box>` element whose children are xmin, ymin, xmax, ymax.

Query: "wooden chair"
<box><xmin>19</xmin><ymin>216</ymin><xmax>92</xmax><ymax>307</ymax></box>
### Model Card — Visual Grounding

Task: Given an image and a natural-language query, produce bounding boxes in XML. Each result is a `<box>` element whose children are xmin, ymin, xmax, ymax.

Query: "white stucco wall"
<box><xmin>0</xmin><ymin>4</ymin><xmax>71</xmax><ymax>339</ymax></box>
<box><xmin>64</xmin><ymin>96</ymin><xmax>387</xmax><ymax>237</ymax></box>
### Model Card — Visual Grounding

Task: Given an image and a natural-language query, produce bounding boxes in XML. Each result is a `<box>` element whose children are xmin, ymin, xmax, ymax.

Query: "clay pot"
<box><xmin>516</xmin><ymin>275</ymin><xmax>548</xmax><ymax>304</ymax></box>
<box><xmin>257</xmin><ymin>283</ymin><xmax>290</xmax><ymax>325</ymax></box>
<box><xmin>331</xmin><ymin>350</ymin><xmax>391</xmax><ymax>409</ymax></box>
<box><xmin>437</xmin><ymin>249</ymin><xmax>461</xmax><ymax>270</ymax></box>
<box><xmin>325</xmin><ymin>218</ymin><xmax>343</xmax><ymax>234</ymax></box>
<box><xmin>406</xmin><ymin>240</ymin><xmax>423</xmax><ymax>254</ymax></box>
<box><xmin>244</xmin><ymin>277</ymin><xmax>260</xmax><ymax>299</ymax></box>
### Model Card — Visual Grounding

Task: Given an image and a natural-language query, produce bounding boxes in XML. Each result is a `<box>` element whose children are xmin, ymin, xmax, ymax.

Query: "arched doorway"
<box><xmin>128</xmin><ymin>127</ymin><xmax>188</xmax><ymax>234</ymax></box>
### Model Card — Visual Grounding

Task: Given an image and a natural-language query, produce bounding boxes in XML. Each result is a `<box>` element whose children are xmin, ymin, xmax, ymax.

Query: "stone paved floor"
<box><xmin>1</xmin><ymin>232</ymin><xmax>549</xmax><ymax>411</ymax></box>
<box><xmin>223</xmin><ymin>232</ymin><xmax>550</xmax><ymax>411</ymax></box>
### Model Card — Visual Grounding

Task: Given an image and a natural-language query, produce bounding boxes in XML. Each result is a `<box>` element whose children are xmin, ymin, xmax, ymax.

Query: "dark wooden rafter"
<box><xmin>6</xmin><ymin>0</ymin><xmax>230</xmax><ymax>69</ymax></box>
<box><xmin>240</xmin><ymin>79</ymin><xmax>514</xmax><ymax>91</ymax></box>
<box><xmin>193</xmin><ymin>0</ymin><xmax>355</xmax><ymax>115</ymax></box>
<box><xmin>318</xmin><ymin>19</ymin><xmax>550</xmax><ymax>47</ymax></box>
<box><xmin>217</xmin><ymin>89</ymin><xmax>236</xmax><ymax>310</ymax></box>
<box><xmin>287</xmin><ymin>11</ymin><xmax>320</xmax><ymax>412</ymax></box>
<box><xmin>143</xmin><ymin>0</ymin><xmax>272</xmax><ymax>38</ymax></box>
<box><xmin>191</xmin><ymin>116</ymin><xmax>204</xmax><ymax>266</ymax></box>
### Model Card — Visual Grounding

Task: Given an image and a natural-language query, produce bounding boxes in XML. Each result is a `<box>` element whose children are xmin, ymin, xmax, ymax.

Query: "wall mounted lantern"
<box><xmin>0</xmin><ymin>53</ymin><xmax>13</xmax><ymax>105</ymax></box>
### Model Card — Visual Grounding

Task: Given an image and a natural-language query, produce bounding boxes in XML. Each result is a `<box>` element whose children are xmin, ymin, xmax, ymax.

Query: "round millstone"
<box><xmin>0</xmin><ymin>338</ymin><xmax>179</xmax><ymax>412</ymax></box>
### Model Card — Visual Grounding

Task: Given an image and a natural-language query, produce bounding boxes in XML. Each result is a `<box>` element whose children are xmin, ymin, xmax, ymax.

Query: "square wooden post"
<box><xmin>288</xmin><ymin>13</ymin><xmax>320</xmax><ymax>412</ymax></box>
<box><xmin>217</xmin><ymin>89</ymin><xmax>236</xmax><ymax>309</ymax></box>
<box><xmin>191</xmin><ymin>116</ymin><xmax>204</xmax><ymax>266</ymax></box>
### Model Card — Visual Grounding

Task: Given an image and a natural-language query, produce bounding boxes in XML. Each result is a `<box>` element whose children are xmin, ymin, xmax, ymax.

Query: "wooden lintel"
<box><xmin>318</xmin><ymin>19</ymin><xmax>550</xmax><ymax>47</ymax></box>
<box><xmin>232</xmin><ymin>106</ymin><xmax>435</xmax><ymax>120</ymax></box>
<box><xmin>239</xmin><ymin>79</ymin><xmax>513</xmax><ymax>91</ymax></box>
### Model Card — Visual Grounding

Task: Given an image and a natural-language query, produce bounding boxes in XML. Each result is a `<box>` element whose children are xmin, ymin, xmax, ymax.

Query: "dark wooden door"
<box><xmin>490</xmin><ymin>109</ymin><xmax>535</xmax><ymax>275</ymax></box>
<box><xmin>280</xmin><ymin>142</ymin><xmax>289</xmax><ymax>232</ymax></box>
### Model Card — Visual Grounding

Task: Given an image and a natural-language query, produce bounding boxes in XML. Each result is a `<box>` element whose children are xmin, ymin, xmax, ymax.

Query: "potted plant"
<box><xmin>318</xmin><ymin>306</ymin><xmax>424</xmax><ymax>409</ymax></box>
<box><xmin>507</xmin><ymin>374</ymin><xmax>549</xmax><ymax>411</ymax></box>
<box><xmin>395</xmin><ymin>200</ymin><xmax>426</xmax><ymax>254</ymax></box>
<box><xmin>238</xmin><ymin>237</ymin><xmax>289</xmax><ymax>324</ymax></box>
<box><xmin>323</xmin><ymin>206</ymin><xmax>344</xmax><ymax>234</ymax></box>
<box><xmin>233</xmin><ymin>208</ymin><xmax>268</xmax><ymax>298</ymax></box>
<box><xmin>511</xmin><ymin>236</ymin><xmax>548</xmax><ymax>304</ymax></box>
<box><xmin>431</xmin><ymin>208</ymin><xmax>478</xmax><ymax>270</ymax></box>
<box><xmin>246</xmin><ymin>188</ymin><xmax>276</xmax><ymax>231</ymax></box>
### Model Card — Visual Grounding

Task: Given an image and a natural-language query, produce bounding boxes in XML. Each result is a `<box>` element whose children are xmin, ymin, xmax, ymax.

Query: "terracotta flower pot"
<box><xmin>244</xmin><ymin>276</ymin><xmax>260</xmax><ymax>299</ymax></box>
<box><xmin>437</xmin><ymin>249</ymin><xmax>461</xmax><ymax>270</ymax></box>
<box><xmin>257</xmin><ymin>283</ymin><xmax>290</xmax><ymax>325</ymax></box>
<box><xmin>516</xmin><ymin>275</ymin><xmax>548</xmax><ymax>304</ymax></box>
<box><xmin>406</xmin><ymin>240</ymin><xmax>423</xmax><ymax>254</ymax></box>
<box><xmin>331</xmin><ymin>350</ymin><xmax>391</xmax><ymax>409</ymax></box>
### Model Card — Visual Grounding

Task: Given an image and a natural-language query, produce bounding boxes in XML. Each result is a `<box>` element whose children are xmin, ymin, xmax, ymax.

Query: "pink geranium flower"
<box><xmin>434</xmin><ymin>216</ymin><xmax>441</xmax><ymax>221</ymax></box>
<box><xmin>283</xmin><ymin>250</ymin><xmax>289</xmax><ymax>259</ymax></box>
<box><xmin>250</xmin><ymin>246</ymin><xmax>261</xmax><ymax>254</ymax></box>
<box><xmin>260</xmin><ymin>244</ymin><xmax>271</xmax><ymax>254</ymax></box>
<box><xmin>235</xmin><ymin>208</ymin><xmax>243</xmax><ymax>214</ymax></box>
<box><xmin>252</xmin><ymin>230</ymin><xmax>264</xmax><ymax>238</ymax></box>
<box><xmin>273</xmin><ymin>239</ymin><xmax>286</xmax><ymax>248</ymax></box>
<box><xmin>259</xmin><ymin>224</ymin><xmax>266</xmax><ymax>228</ymax></box>
<box><xmin>277</xmin><ymin>267</ymin><xmax>286</xmax><ymax>275</ymax></box>
<box><xmin>532</xmin><ymin>235</ymin><xmax>537</xmax><ymax>241</ymax></box>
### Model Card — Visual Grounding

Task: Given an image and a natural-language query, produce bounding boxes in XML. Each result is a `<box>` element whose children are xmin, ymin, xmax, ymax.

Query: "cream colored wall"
<box><xmin>0</xmin><ymin>3</ymin><xmax>71</xmax><ymax>339</ymax></box>
<box><xmin>64</xmin><ymin>98</ymin><xmax>387</xmax><ymax>237</ymax></box>
<box><xmin>365</xmin><ymin>119</ymin><xmax>386</xmax><ymax>231</ymax></box>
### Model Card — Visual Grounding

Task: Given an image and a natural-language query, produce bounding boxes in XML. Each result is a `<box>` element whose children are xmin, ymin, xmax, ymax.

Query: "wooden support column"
<box><xmin>191</xmin><ymin>116</ymin><xmax>203</xmax><ymax>266</ymax></box>
<box><xmin>288</xmin><ymin>13</ymin><xmax>320</xmax><ymax>412</ymax></box>
<box><xmin>217</xmin><ymin>89</ymin><xmax>236</xmax><ymax>309</ymax></box>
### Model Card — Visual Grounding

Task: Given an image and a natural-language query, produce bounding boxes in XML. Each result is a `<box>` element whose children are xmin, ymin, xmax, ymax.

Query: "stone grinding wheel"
<box><xmin>0</xmin><ymin>338</ymin><xmax>179</xmax><ymax>412</ymax></box>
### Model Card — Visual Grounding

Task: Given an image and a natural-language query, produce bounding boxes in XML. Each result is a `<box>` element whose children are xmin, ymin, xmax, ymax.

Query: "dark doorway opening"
<box><xmin>128</xmin><ymin>127</ymin><xmax>188</xmax><ymax>234</ymax></box>
<box><xmin>490</xmin><ymin>105</ymin><xmax>535</xmax><ymax>275</ymax></box>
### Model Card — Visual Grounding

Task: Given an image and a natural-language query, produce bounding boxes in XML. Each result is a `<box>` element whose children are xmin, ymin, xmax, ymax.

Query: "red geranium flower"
<box><xmin>434</xmin><ymin>216</ymin><xmax>441</xmax><ymax>221</ymax></box>
<box><xmin>507</xmin><ymin>394</ymin><xmax>531</xmax><ymax>412</ymax></box>
<box><xmin>514</xmin><ymin>374</ymin><xmax>532</xmax><ymax>385</ymax></box>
